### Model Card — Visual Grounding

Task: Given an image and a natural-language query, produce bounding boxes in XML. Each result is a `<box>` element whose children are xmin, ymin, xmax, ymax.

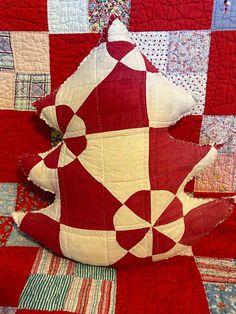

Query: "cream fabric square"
<box><xmin>11</xmin><ymin>32</ymin><xmax>50</xmax><ymax>73</ymax></box>
<box><xmin>0</xmin><ymin>72</ymin><xmax>16</xmax><ymax>109</ymax></box>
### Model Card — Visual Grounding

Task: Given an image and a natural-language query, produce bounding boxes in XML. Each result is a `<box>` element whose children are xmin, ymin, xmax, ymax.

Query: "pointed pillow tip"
<box><xmin>12</xmin><ymin>211</ymin><xmax>26</xmax><ymax>227</ymax></box>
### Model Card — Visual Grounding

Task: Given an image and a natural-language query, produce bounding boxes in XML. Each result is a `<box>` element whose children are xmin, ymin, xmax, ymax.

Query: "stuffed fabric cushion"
<box><xmin>12</xmin><ymin>17</ymin><xmax>233</xmax><ymax>267</ymax></box>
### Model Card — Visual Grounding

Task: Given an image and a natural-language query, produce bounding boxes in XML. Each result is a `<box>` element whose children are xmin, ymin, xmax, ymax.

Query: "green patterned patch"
<box><xmin>18</xmin><ymin>274</ymin><xmax>71</xmax><ymax>311</ymax></box>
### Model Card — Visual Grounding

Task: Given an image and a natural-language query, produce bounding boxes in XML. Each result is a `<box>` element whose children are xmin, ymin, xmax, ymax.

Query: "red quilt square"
<box><xmin>129</xmin><ymin>0</ymin><xmax>214</xmax><ymax>31</ymax></box>
<box><xmin>204</xmin><ymin>31</ymin><xmax>236</xmax><ymax>115</ymax></box>
<box><xmin>0</xmin><ymin>111</ymin><xmax>51</xmax><ymax>182</ymax></box>
<box><xmin>0</xmin><ymin>247</ymin><xmax>38</xmax><ymax>306</ymax></box>
<box><xmin>116</xmin><ymin>256</ymin><xmax>209</xmax><ymax>314</ymax></box>
<box><xmin>49</xmin><ymin>34</ymin><xmax>100</xmax><ymax>91</ymax></box>
<box><xmin>0</xmin><ymin>0</ymin><xmax>48</xmax><ymax>31</ymax></box>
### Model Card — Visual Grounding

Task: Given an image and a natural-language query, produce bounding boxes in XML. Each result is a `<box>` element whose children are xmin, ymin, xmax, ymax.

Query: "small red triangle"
<box><xmin>152</xmin><ymin>229</ymin><xmax>176</xmax><ymax>255</ymax></box>
<box><xmin>116</xmin><ymin>227</ymin><xmax>149</xmax><ymax>251</ymax></box>
<box><xmin>44</xmin><ymin>145</ymin><xmax>62</xmax><ymax>169</ymax></box>
<box><xmin>107</xmin><ymin>41</ymin><xmax>135</xmax><ymax>61</ymax></box>
<box><xmin>154</xmin><ymin>197</ymin><xmax>183</xmax><ymax>227</ymax></box>
<box><xmin>64</xmin><ymin>136</ymin><xmax>87</xmax><ymax>156</ymax></box>
<box><xmin>142</xmin><ymin>54</ymin><xmax>159</xmax><ymax>73</ymax></box>
<box><xmin>125</xmin><ymin>190</ymin><xmax>151</xmax><ymax>223</ymax></box>
<box><xmin>56</xmin><ymin>105</ymin><xmax>74</xmax><ymax>134</ymax></box>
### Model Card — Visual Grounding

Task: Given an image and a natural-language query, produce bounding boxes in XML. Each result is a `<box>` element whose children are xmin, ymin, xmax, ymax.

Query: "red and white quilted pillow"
<box><xmin>12</xmin><ymin>17</ymin><xmax>233</xmax><ymax>267</ymax></box>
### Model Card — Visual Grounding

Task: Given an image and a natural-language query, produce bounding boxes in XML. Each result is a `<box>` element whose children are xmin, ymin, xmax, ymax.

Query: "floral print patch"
<box><xmin>200</xmin><ymin>116</ymin><xmax>236</xmax><ymax>153</ymax></box>
<box><xmin>15</xmin><ymin>182</ymin><xmax>53</xmax><ymax>213</ymax></box>
<box><xmin>0</xmin><ymin>307</ymin><xmax>16</xmax><ymax>314</ymax></box>
<box><xmin>167</xmin><ymin>30</ymin><xmax>211</xmax><ymax>74</ymax></box>
<box><xmin>0</xmin><ymin>183</ymin><xmax>17</xmax><ymax>216</ymax></box>
<box><xmin>88</xmin><ymin>0</ymin><xmax>130</xmax><ymax>32</ymax></box>
<box><xmin>204</xmin><ymin>282</ymin><xmax>236</xmax><ymax>314</ymax></box>
<box><xmin>6</xmin><ymin>224</ymin><xmax>39</xmax><ymax>247</ymax></box>
<box><xmin>0</xmin><ymin>216</ymin><xmax>13</xmax><ymax>246</ymax></box>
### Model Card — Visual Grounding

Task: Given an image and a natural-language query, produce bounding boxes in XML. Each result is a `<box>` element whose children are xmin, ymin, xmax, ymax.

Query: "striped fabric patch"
<box><xmin>63</xmin><ymin>277</ymin><xmax>116</xmax><ymax>313</ymax></box>
<box><xmin>195</xmin><ymin>256</ymin><xmax>236</xmax><ymax>284</ymax></box>
<box><xmin>32</xmin><ymin>248</ymin><xmax>116</xmax><ymax>280</ymax></box>
<box><xmin>18</xmin><ymin>274</ymin><xmax>71</xmax><ymax>310</ymax></box>
<box><xmin>18</xmin><ymin>248</ymin><xmax>116</xmax><ymax>313</ymax></box>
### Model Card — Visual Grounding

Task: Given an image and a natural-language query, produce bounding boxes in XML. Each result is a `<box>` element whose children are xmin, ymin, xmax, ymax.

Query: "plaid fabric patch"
<box><xmin>14</xmin><ymin>73</ymin><xmax>50</xmax><ymax>110</ymax></box>
<box><xmin>0</xmin><ymin>32</ymin><xmax>14</xmax><ymax>71</ymax></box>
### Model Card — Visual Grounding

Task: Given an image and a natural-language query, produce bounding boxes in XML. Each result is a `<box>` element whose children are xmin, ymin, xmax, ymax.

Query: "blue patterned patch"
<box><xmin>204</xmin><ymin>282</ymin><xmax>236</xmax><ymax>314</ymax></box>
<box><xmin>212</xmin><ymin>0</ymin><xmax>236</xmax><ymax>31</ymax></box>
<box><xmin>6</xmin><ymin>224</ymin><xmax>39</xmax><ymax>247</ymax></box>
<box><xmin>0</xmin><ymin>183</ymin><xmax>17</xmax><ymax>216</ymax></box>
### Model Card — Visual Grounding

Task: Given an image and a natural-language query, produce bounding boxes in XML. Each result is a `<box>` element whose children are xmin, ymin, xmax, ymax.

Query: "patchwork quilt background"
<box><xmin>0</xmin><ymin>0</ymin><xmax>235</xmax><ymax>313</ymax></box>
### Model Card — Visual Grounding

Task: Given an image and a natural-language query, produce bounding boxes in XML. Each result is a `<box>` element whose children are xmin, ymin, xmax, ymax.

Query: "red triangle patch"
<box><xmin>44</xmin><ymin>145</ymin><xmax>62</xmax><ymax>169</ymax></box>
<box><xmin>152</xmin><ymin>228</ymin><xmax>176</xmax><ymax>255</ymax></box>
<box><xmin>116</xmin><ymin>227</ymin><xmax>149</xmax><ymax>251</ymax></box>
<box><xmin>64</xmin><ymin>136</ymin><xmax>87</xmax><ymax>156</ymax></box>
<box><xmin>154</xmin><ymin>197</ymin><xmax>183</xmax><ymax>227</ymax></box>
<box><xmin>125</xmin><ymin>190</ymin><xmax>151</xmax><ymax>223</ymax></box>
<box><xmin>107</xmin><ymin>41</ymin><xmax>135</xmax><ymax>61</ymax></box>
<box><xmin>56</xmin><ymin>105</ymin><xmax>74</xmax><ymax>134</ymax></box>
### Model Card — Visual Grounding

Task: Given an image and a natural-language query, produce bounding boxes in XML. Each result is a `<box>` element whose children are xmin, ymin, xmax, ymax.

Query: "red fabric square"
<box><xmin>0</xmin><ymin>0</ymin><xmax>47</xmax><ymax>31</ymax></box>
<box><xmin>129</xmin><ymin>0</ymin><xmax>214</xmax><ymax>31</ymax></box>
<box><xmin>116</xmin><ymin>256</ymin><xmax>209</xmax><ymax>314</ymax></box>
<box><xmin>192</xmin><ymin>204</ymin><xmax>236</xmax><ymax>259</ymax></box>
<box><xmin>0</xmin><ymin>247</ymin><xmax>38</xmax><ymax>306</ymax></box>
<box><xmin>49</xmin><ymin>34</ymin><xmax>100</xmax><ymax>91</ymax></box>
<box><xmin>204</xmin><ymin>31</ymin><xmax>236</xmax><ymax>115</ymax></box>
<box><xmin>0</xmin><ymin>111</ymin><xmax>51</xmax><ymax>182</ymax></box>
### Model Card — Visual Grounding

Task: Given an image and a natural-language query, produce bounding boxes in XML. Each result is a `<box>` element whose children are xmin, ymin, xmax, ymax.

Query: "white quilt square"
<box><xmin>48</xmin><ymin>0</ymin><xmax>89</xmax><ymax>34</ymax></box>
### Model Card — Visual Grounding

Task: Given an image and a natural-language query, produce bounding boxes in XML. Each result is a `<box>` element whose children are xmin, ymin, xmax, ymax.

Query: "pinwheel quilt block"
<box><xmin>12</xmin><ymin>17</ymin><xmax>233</xmax><ymax>267</ymax></box>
